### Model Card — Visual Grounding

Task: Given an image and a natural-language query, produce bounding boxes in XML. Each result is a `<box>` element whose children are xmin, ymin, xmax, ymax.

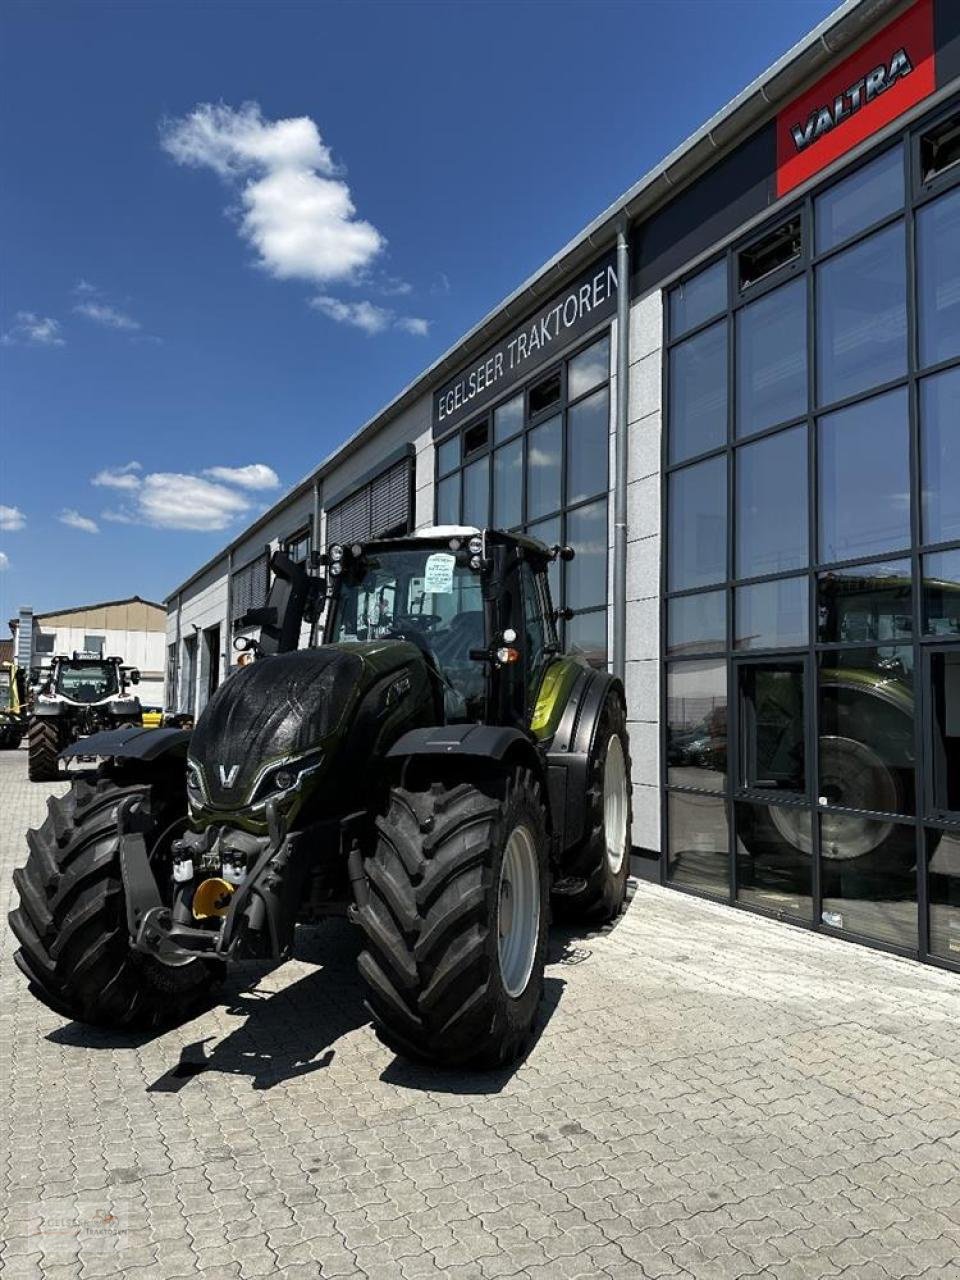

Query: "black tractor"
<box><xmin>10</xmin><ymin>529</ymin><xmax>632</xmax><ymax>1068</ymax></box>
<box><xmin>27</xmin><ymin>653</ymin><xmax>143</xmax><ymax>782</ymax></box>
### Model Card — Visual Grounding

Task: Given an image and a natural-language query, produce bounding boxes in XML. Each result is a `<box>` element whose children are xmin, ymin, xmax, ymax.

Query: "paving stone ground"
<box><xmin>1</xmin><ymin>747</ymin><xmax>958</xmax><ymax>1280</ymax></box>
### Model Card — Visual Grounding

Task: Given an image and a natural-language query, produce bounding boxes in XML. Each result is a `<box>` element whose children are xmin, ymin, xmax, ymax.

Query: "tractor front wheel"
<box><xmin>9</xmin><ymin>775</ymin><xmax>219</xmax><ymax>1027</ymax></box>
<box><xmin>27</xmin><ymin>720</ymin><xmax>62</xmax><ymax>782</ymax></box>
<box><xmin>357</xmin><ymin>770</ymin><xmax>549</xmax><ymax>1068</ymax></box>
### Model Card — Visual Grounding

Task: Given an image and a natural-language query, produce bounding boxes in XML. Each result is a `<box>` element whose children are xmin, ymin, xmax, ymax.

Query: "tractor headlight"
<box><xmin>468</xmin><ymin>535</ymin><xmax>483</xmax><ymax>555</ymax></box>
<box><xmin>185</xmin><ymin>760</ymin><xmax>206</xmax><ymax>805</ymax></box>
<box><xmin>350</xmin><ymin>543</ymin><xmax>363</xmax><ymax>558</ymax></box>
<box><xmin>329</xmin><ymin>544</ymin><xmax>344</xmax><ymax>562</ymax></box>
<box><xmin>249</xmin><ymin>751</ymin><xmax>325</xmax><ymax>806</ymax></box>
<box><xmin>329</xmin><ymin>562</ymin><xmax>342</xmax><ymax>576</ymax></box>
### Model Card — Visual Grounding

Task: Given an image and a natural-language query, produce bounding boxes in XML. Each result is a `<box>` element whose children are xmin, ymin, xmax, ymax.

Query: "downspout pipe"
<box><xmin>613</xmin><ymin>215</ymin><xmax>630</xmax><ymax>685</ymax></box>
<box><xmin>224</xmin><ymin>549</ymin><xmax>234</xmax><ymax>676</ymax></box>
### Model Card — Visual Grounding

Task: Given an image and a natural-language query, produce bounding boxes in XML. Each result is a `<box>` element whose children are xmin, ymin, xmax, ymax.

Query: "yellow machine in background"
<box><xmin>0</xmin><ymin>661</ymin><xmax>27</xmax><ymax>749</ymax></box>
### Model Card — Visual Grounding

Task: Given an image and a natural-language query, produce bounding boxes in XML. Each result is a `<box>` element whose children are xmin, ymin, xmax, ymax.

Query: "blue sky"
<box><xmin>0</xmin><ymin>0</ymin><xmax>836</xmax><ymax>621</ymax></box>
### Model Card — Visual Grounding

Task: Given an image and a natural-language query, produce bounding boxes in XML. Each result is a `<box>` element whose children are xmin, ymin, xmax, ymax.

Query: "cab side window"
<box><xmin>521</xmin><ymin>562</ymin><xmax>548</xmax><ymax>711</ymax></box>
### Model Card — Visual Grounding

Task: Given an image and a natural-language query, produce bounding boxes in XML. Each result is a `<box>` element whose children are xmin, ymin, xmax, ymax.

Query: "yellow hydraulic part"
<box><xmin>192</xmin><ymin>877</ymin><xmax>235</xmax><ymax>919</ymax></box>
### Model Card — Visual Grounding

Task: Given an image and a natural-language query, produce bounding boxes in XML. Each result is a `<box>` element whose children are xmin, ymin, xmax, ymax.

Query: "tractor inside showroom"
<box><xmin>10</xmin><ymin>529</ymin><xmax>632</xmax><ymax>1068</ymax></box>
<box><xmin>27</xmin><ymin>653</ymin><xmax>143</xmax><ymax>782</ymax></box>
<box><xmin>0</xmin><ymin>660</ymin><xmax>27</xmax><ymax>750</ymax></box>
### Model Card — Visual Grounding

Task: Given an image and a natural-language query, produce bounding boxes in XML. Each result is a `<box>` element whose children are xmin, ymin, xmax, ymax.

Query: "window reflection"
<box><xmin>667</xmin><ymin>660</ymin><xmax>727</xmax><ymax>792</ymax></box>
<box><xmin>921</xmin><ymin>366</ymin><xmax>960</xmax><ymax>546</ymax></box>
<box><xmin>565</xmin><ymin>500</ymin><xmax>607</xmax><ymax>611</ymax></box>
<box><xmin>493</xmin><ymin>439</ymin><xmax>522</xmax><ymax>530</ymax></box>
<box><xmin>735</xmin><ymin>577</ymin><xmax>808</xmax><ymax>650</ymax></box>
<box><xmin>668</xmin><ymin>456</ymin><xmax>727</xmax><ymax>591</ymax></box>
<box><xmin>736</xmin><ymin>279</ymin><xmax>807</xmax><ymax>438</ymax></box>
<box><xmin>526</xmin><ymin>415</ymin><xmax>562</xmax><ymax>520</ymax></box>
<box><xmin>736</xmin><ymin>801</ymin><xmax>812</xmax><ymax>921</ymax></box>
<box><xmin>667</xmin><ymin>590</ymin><xmax>726</xmax><ymax>656</ymax></box>
<box><xmin>819</xmin><ymin>388</ymin><xmax>910</xmax><ymax>564</ymax></box>
<box><xmin>821</xmin><ymin>816</ymin><xmax>917</xmax><ymax>950</ymax></box>
<box><xmin>568</xmin><ymin>336</ymin><xmax>610</xmax><ymax>401</ymax></box>
<box><xmin>818</xmin><ymin>646</ymin><xmax>915</xmax><ymax>820</ymax></box>
<box><xmin>566</xmin><ymin>610</ymin><xmax>606</xmax><ymax>669</ymax></box>
<box><xmin>917</xmin><ymin>184</ymin><xmax>960</xmax><ymax>368</ymax></box>
<box><xmin>923</xmin><ymin>548</ymin><xmax>960</xmax><ymax>638</ymax></box>
<box><xmin>462</xmin><ymin>456</ymin><xmax>489</xmax><ymax>528</ymax></box>
<box><xmin>669</xmin><ymin>321</ymin><xmax>727</xmax><ymax>463</ymax></box>
<box><xmin>437</xmin><ymin>473</ymin><xmax>459</xmax><ymax>525</ymax></box>
<box><xmin>817</xmin><ymin>560</ymin><xmax>912</xmax><ymax>644</ymax></box>
<box><xmin>736</xmin><ymin>426</ymin><xmax>807</xmax><ymax>577</ymax></box>
<box><xmin>815</xmin><ymin>147</ymin><xmax>903</xmax><ymax>252</ymax></box>
<box><xmin>669</xmin><ymin>259</ymin><xmax>727</xmax><ymax>339</ymax></box>
<box><xmin>566</xmin><ymin>387</ymin><xmax>608</xmax><ymax>505</ymax></box>
<box><xmin>437</xmin><ymin>434</ymin><xmax>460</xmax><ymax>476</ymax></box>
<box><xmin>927</xmin><ymin>827</ymin><xmax>960</xmax><ymax>963</ymax></box>
<box><xmin>493</xmin><ymin>394</ymin><xmax>524</xmax><ymax>445</ymax></box>
<box><xmin>816</xmin><ymin>221</ymin><xmax>906</xmax><ymax>406</ymax></box>
<box><xmin>668</xmin><ymin>791</ymin><xmax>729</xmax><ymax>898</ymax></box>
<box><xmin>527</xmin><ymin>516</ymin><xmax>560</xmax><ymax>604</ymax></box>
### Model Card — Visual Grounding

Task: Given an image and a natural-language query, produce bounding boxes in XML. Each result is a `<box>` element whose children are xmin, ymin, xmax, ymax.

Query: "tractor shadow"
<box><xmin>46</xmin><ymin>916</ymin><xmax>582</xmax><ymax>1096</ymax></box>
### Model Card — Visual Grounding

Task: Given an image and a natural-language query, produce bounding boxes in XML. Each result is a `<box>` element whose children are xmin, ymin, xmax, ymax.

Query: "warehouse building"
<box><xmin>167</xmin><ymin>0</ymin><xmax>960</xmax><ymax>971</ymax></box>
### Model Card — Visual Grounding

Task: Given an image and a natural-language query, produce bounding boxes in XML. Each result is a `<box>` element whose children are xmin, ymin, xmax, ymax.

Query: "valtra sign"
<box><xmin>776</xmin><ymin>0</ymin><xmax>935</xmax><ymax>197</ymax></box>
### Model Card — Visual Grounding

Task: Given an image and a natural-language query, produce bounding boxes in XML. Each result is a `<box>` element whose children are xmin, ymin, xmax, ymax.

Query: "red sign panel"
<box><xmin>776</xmin><ymin>0</ymin><xmax>935</xmax><ymax>197</ymax></box>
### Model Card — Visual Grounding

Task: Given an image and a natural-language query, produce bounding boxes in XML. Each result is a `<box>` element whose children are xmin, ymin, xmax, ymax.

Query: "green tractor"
<box><xmin>0</xmin><ymin>660</ymin><xmax>27</xmax><ymax>750</ymax></box>
<box><xmin>9</xmin><ymin>529</ymin><xmax>632</xmax><ymax>1067</ymax></box>
<box><xmin>27</xmin><ymin>653</ymin><xmax>143</xmax><ymax>782</ymax></box>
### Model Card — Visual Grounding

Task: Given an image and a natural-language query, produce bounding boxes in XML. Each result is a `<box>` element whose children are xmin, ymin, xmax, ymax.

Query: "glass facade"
<box><xmin>663</xmin><ymin>113</ymin><xmax>960</xmax><ymax>969</ymax></box>
<box><xmin>435</xmin><ymin>332</ymin><xmax>611</xmax><ymax>665</ymax></box>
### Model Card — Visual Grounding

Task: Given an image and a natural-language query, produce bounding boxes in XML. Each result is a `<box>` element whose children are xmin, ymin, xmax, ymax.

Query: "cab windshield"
<box><xmin>329</xmin><ymin>546</ymin><xmax>485</xmax><ymax>721</ymax></box>
<box><xmin>55</xmin><ymin>662</ymin><xmax>119</xmax><ymax>703</ymax></box>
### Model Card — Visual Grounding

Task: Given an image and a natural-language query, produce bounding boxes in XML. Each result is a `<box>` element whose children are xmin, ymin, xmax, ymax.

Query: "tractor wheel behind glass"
<box><xmin>552</xmin><ymin>688</ymin><xmax>632</xmax><ymax>924</ymax></box>
<box><xmin>741</xmin><ymin>735</ymin><xmax>916</xmax><ymax>875</ymax></box>
<box><xmin>9</xmin><ymin>774</ymin><xmax>220</xmax><ymax>1027</ymax></box>
<box><xmin>27</xmin><ymin>720</ymin><xmax>62</xmax><ymax>782</ymax></box>
<box><xmin>357</xmin><ymin>769</ymin><xmax>550</xmax><ymax>1069</ymax></box>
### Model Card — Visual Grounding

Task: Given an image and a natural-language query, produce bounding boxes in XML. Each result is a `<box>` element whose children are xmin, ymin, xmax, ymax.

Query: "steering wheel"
<box><xmin>393</xmin><ymin>613</ymin><xmax>442</xmax><ymax>632</ymax></box>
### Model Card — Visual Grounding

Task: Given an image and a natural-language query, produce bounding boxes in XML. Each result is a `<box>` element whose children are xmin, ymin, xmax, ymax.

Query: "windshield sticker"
<box><xmin>424</xmin><ymin>552</ymin><xmax>456</xmax><ymax>594</ymax></box>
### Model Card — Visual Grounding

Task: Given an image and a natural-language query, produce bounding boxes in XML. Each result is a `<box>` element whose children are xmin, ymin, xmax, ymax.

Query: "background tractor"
<box><xmin>10</xmin><ymin>528</ymin><xmax>632</xmax><ymax>1068</ymax></box>
<box><xmin>27</xmin><ymin>652</ymin><xmax>143</xmax><ymax>782</ymax></box>
<box><xmin>0</xmin><ymin>660</ymin><xmax>27</xmax><ymax>750</ymax></box>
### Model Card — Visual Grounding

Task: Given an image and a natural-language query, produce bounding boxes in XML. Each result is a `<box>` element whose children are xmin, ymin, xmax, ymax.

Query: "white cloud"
<box><xmin>396</xmin><ymin>316</ymin><xmax>430</xmax><ymax>337</ymax></box>
<box><xmin>203</xmin><ymin>463</ymin><xmax>280</xmax><ymax>490</ymax></box>
<box><xmin>0</xmin><ymin>552</ymin><xmax>9</xmax><ymax>570</ymax></box>
<box><xmin>75</xmin><ymin>300</ymin><xmax>141</xmax><ymax>331</ymax></box>
<box><xmin>60</xmin><ymin>509</ymin><xmax>99</xmax><ymax>534</ymax></box>
<box><xmin>161</xmin><ymin>101</ymin><xmax>385</xmax><ymax>286</ymax></box>
<box><xmin>309</xmin><ymin>294</ymin><xmax>429</xmax><ymax>337</ymax></box>
<box><xmin>91</xmin><ymin>462</ymin><xmax>143</xmax><ymax>490</ymax></box>
<box><xmin>0</xmin><ymin>505</ymin><xmax>25</xmax><ymax>532</ymax></box>
<box><xmin>137</xmin><ymin>473</ymin><xmax>252</xmax><ymax>531</ymax></box>
<box><xmin>1</xmin><ymin>312</ymin><xmax>64</xmax><ymax>347</ymax></box>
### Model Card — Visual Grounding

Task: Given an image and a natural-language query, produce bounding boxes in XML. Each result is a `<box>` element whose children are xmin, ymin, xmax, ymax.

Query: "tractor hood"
<box><xmin>187</xmin><ymin>642</ymin><xmax>424</xmax><ymax>813</ymax></box>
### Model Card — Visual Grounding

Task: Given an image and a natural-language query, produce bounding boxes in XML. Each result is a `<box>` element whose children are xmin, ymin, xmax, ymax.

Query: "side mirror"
<box><xmin>553</xmin><ymin>607</ymin><xmax>575</xmax><ymax>622</ymax></box>
<box><xmin>129</xmin><ymin>669</ymin><xmax>141</xmax><ymax>685</ymax></box>
<box><xmin>234</xmin><ymin>635</ymin><xmax>260</xmax><ymax>654</ymax></box>
<box><xmin>551</xmin><ymin>544</ymin><xmax>576</xmax><ymax>562</ymax></box>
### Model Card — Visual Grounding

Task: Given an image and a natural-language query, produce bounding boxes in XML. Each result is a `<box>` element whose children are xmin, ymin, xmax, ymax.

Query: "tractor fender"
<box><xmin>546</xmin><ymin>669</ymin><xmax>625</xmax><ymax>855</ymax></box>
<box><xmin>386</xmin><ymin>724</ymin><xmax>546</xmax><ymax>800</ymax></box>
<box><xmin>60</xmin><ymin>724</ymin><xmax>191</xmax><ymax>762</ymax></box>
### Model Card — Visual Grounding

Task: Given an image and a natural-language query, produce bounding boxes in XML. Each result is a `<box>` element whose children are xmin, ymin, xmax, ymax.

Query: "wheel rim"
<box><xmin>603</xmin><ymin>734</ymin><xmax>628</xmax><ymax>875</ymax></box>
<box><xmin>767</xmin><ymin>736</ymin><xmax>896</xmax><ymax>861</ymax></box>
<box><xmin>497</xmin><ymin>824</ymin><xmax>540</xmax><ymax>999</ymax></box>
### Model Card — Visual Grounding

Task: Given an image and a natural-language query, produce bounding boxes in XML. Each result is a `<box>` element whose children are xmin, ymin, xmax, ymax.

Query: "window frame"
<box><xmin>661</xmin><ymin>95</ymin><xmax>960</xmax><ymax>972</ymax></box>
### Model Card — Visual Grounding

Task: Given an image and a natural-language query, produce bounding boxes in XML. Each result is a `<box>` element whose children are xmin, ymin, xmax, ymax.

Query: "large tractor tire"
<box><xmin>9</xmin><ymin>775</ymin><xmax>219</xmax><ymax>1028</ymax></box>
<box><xmin>553</xmin><ymin>688</ymin><xmax>632</xmax><ymax>924</ymax></box>
<box><xmin>740</xmin><ymin>735</ymin><xmax>916</xmax><ymax>876</ymax></box>
<box><xmin>27</xmin><ymin>720</ymin><xmax>62</xmax><ymax>782</ymax></box>
<box><xmin>357</xmin><ymin>769</ymin><xmax>549</xmax><ymax>1068</ymax></box>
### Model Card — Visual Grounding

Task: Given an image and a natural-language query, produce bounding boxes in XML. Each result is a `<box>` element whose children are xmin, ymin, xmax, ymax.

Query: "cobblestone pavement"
<box><xmin>1</xmin><ymin>749</ymin><xmax>958</xmax><ymax>1280</ymax></box>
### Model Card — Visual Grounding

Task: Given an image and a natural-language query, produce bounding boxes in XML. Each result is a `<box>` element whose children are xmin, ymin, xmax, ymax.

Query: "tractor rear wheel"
<box><xmin>9</xmin><ymin>775</ymin><xmax>219</xmax><ymax>1027</ymax></box>
<box><xmin>553</xmin><ymin>688</ymin><xmax>632</xmax><ymax>924</ymax></box>
<box><xmin>28</xmin><ymin>720</ymin><xmax>62</xmax><ymax>782</ymax></box>
<box><xmin>357</xmin><ymin>769</ymin><xmax>549</xmax><ymax>1068</ymax></box>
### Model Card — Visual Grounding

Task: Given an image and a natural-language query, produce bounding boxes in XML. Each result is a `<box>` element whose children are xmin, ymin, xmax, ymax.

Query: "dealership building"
<box><xmin>167</xmin><ymin>0</ymin><xmax>960</xmax><ymax>972</ymax></box>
